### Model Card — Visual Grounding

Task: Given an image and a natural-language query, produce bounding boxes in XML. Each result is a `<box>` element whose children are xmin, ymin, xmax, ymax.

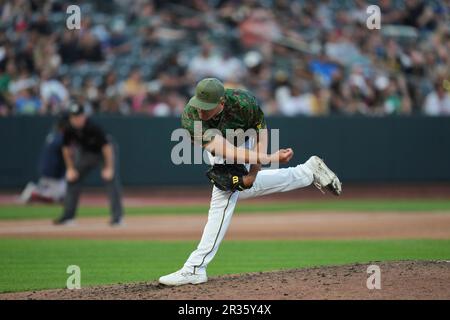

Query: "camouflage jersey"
<box><xmin>181</xmin><ymin>88</ymin><xmax>267</xmax><ymax>146</ymax></box>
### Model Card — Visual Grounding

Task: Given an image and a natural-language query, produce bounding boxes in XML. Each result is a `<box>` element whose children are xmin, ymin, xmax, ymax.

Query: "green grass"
<box><xmin>0</xmin><ymin>239</ymin><xmax>449</xmax><ymax>293</ymax></box>
<box><xmin>1</xmin><ymin>199</ymin><xmax>450</xmax><ymax>220</ymax></box>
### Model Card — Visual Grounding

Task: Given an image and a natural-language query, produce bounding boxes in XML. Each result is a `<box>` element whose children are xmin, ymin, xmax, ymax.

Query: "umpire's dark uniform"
<box><xmin>55</xmin><ymin>104</ymin><xmax>123</xmax><ymax>226</ymax></box>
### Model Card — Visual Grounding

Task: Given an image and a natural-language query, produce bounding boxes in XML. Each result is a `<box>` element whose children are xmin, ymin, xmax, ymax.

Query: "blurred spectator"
<box><xmin>424</xmin><ymin>80</ymin><xmax>450</xmax><ymax>116</ymax></box>
<box><xmin>34</xmin><ymin>38</ymin><xmax>61</xmax><ymax>73</ymax></box>
<box><xmin>81</xmin><ymin>77</ymin><xmax>100</xmax><ymax>112</ymax></box>
<box><xmin>309</xmin><ymin>54</ymin><xmax>339</xmax><ymax>87</ymax></box>
<box><xmin>239</xmin><ymin>7</ymin><xmax>281</xmax><ymax>58</ymax></box>
<box><xmin>218</xmin><ymin>50</ymin><xmax>247</xmax><ymax>82</ymax></box>
<box><xmin>107</xmin><ymin>20</ymin><xmax>131</xmax><ymax>56</ymax></box>
<box><xmin>402</xmin><ymin>0</ymin><xmax>437</xmax><ymax>31</ymax></box>
<box><xmin>0</xmin><ymin>0</ymin><xmax>448</xmax><ymax>118</ymax></box>
<box><xmin>0</xmin><ymin>62</ymin><xmax>13</xmax><ymax>115</ymax></box>
<box><xmin>325</xmin><ymin>31</ymin><xmax>361</xmax><ymax>67</ymax></box>
<box><xmin>121</xmin><ymin>68</ymin><xmax>147</xmax><ymax>112</ymax></box>
<box><xmin>276</xmin><ymin>81</ymin><xmax>319</xmax><ymax>116</ymax></box>
<box><xmin>381</xmin><ymin>76</ymin><xmax>412</xmax><ymax>115</ymax></box>
<box><xmin>40</xmin><ymin>70</ymin><xmax>69</xmax><ymax>114</ymax></box>
<box><xmin>328</xmin><ymin>67</ymin><xmax>350</xmax><ymax>114</ymax></box>
<box><xmin>153</xmin><ymin>52</ymin><xmax>190</xmax><ymax>97</ymax></box>
<box><xmin>58</xmin><ymin>31</ymin><xmax>79</xmax><ymax>64</ymax></box>
<box><xmin>14</xmin><ymin>88</ymin><xmax>42</xmax><ymax>115</ymax></box>
<box><xmin>78</xmin><ymin>32</ymin><xmax>104</xmax><ymax>63</ymax></box>
<box><xmin>100</xmin><ymin>71</ymin><xmax>127</xmax><ymax>114</ymax></box>
<box><xmin>188</xmin><ymin>42</ymin><xmax>225</xmax><ymax>81</ymax></box>
<box><xmin>9</xmin><ymin>68</ymin><xmax>36</xmax><ymax>95</ymax></box>
<box><xmin>29</xmin><ymin>13</ymin><xmax>52</xmax><ymax>36</ymax></box>
<box><xmin>143</xmin><ymin>89</ymin><xmax>171</xmax><ymax>116</ymax></box>
<box><xmin>102</xmin><ymin>71</ymin><xmax>121</xmax><ymax>98</ymax></box>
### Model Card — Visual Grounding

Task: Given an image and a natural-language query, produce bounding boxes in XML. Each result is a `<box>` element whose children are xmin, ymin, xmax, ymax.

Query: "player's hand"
<box><xmin>66</xmin><ymin>168</ymin><xmax>79</xmax><ymax>182</ymax></box>
<box><xmin>271</xmin><ymin>148</ymin><xmax>294</xmax><ymax>163</ymax></box>
<box><xmin>101</xmin><ymin>167</ymin><xmax>114</xmax><ymax>181</ymax></box>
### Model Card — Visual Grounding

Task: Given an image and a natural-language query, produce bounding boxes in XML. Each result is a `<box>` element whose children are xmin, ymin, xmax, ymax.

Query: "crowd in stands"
<box><xmin>0</xmin><ymin>0</ymin><xmax>449</xmax><ymax>117</ymax></box>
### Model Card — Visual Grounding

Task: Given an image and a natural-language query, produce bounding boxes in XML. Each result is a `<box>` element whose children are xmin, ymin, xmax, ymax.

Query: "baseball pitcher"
<box><xmin>159</xmin><ymin>78</ymin><xmax>342</xmax><ymax>286</ymax></box>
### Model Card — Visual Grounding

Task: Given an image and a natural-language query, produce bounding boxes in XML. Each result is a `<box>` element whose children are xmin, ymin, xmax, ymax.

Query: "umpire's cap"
<box><xmin>68</xmin><ymin>103</ymin><xmax>84</xmax><ymax>116</ymax></box>
<box><xmin>188</xmin><ymin>78</ymin><xmax>225</xmax><ymax>110</ymax></box>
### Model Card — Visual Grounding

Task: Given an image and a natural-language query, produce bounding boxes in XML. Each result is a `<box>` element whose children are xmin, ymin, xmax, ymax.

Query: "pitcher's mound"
<box><xmin>2</xmin><ymin>261</ymin><xmax>449</xmax><ymax>300</ymax></box>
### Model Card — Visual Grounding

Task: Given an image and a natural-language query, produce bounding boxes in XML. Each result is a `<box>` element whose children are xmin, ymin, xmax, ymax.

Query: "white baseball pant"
<box><xmin>182</xmin><ymin>159</ymin><xmax>315</xmax><ymax>275</ymax></box>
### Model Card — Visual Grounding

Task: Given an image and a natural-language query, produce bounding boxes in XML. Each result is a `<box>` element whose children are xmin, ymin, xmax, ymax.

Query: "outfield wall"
<box><xmin>0</xmin><ymin>116</ymin><xmax>449</xmax><ymax>188</ymax></box>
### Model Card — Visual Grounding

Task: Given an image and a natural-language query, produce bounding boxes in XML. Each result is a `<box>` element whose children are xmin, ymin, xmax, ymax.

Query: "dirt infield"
<box><xmin>1</xmin><ymin>211</ymin><xmax>450</xmax><ymax>240</ymax></box>
<box><xmin>2</xmin><ymin>183</ymin><xmax>450</xmax><ymax>207</ymax></box>
<box><xmin>1</xmin><ymin>261</ymin><xmax>449</xmax><ymax>300</ymax></box>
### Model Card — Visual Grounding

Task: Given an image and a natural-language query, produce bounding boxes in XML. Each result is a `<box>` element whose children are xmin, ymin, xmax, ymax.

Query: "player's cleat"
<box><xmin>110</xmin><ymin>218</ymin><xmax>124</xmax><ymax>227</ymax></box>
<box><xmin>305</xmin><ymin>156</ymin><xmax>342</xmax><ymax>196</ymax></box>
<box><xmin>53</xmin><ymin>217</ymin><xmax>76</xmax><ymax>226</ymax></box>
<box><xmin>159</xmin><ymin>270</ymin><xmax>208</xmax><ymax>286</ymax></box>
<box><xmin>19</xmin><ymin>182</ymin><xmax>37</xmax><ymax>204</ymax></box>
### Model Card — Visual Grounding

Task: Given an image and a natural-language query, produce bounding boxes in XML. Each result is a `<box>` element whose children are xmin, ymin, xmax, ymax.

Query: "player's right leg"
<box><xmin>239</xmin><ymin>155</ymin><xmax>342</xmax><ymax>200</ymax></box>
<box><xmin>159</xmin><ymin>187</ymin><xmax>239</xmax><ymax>286</ymax></box>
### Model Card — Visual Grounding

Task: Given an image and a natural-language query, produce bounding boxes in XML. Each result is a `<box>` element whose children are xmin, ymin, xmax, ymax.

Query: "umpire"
<box><xmin>54</xmin><ymin>103</ymin><xmax>123</xmax><ymax>226</ymax></box>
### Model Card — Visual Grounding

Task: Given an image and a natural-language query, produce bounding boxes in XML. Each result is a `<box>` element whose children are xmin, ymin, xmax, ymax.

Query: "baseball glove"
<box><xmin>206</xmin><ymin>164</ymin><xmax>249</xmax><ymax>192</ymax></box>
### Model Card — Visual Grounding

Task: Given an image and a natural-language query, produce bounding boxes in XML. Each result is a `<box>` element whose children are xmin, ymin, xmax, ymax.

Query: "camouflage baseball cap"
<box><xmin>189</xmin><ymin>78</ymin><xmax>225</xmax><ymax>110</ymax></box>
